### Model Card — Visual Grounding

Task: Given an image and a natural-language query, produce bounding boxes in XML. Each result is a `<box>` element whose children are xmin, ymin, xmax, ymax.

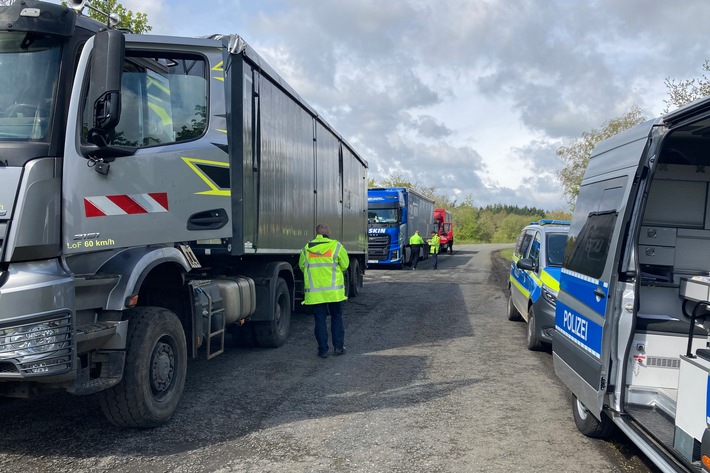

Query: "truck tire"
<box><xmin>572</xmin><ymin>396</ymin><xmax>614</xmax><ymax>439</ymax></box>
<box><xmin>99</xmin><ymin>307</ymin><xmax>187</xmax><ymax>428</ymax></box>
<box><xmin>349</xmin><ymin>259</ymin><xmax>362</xmax><ymax>298</ymax></box>
<box><xmin>507</xmin><ymin>290</ymin><xmax>522</xmax><ymax>321</ymax></box>
<box><xmin>525</xmin><ymin>306</ymin><xmax>544</xmax><ymax>351</ymax></box>
<box><xmin>253</xmin><ymin>277</ymin><xmax>291</xmax><ymax>348</ymax></box>
<box><xmin>448</xmin><ymin>241</ymin><xmax>453</xmax><ymax>254</ymax></box>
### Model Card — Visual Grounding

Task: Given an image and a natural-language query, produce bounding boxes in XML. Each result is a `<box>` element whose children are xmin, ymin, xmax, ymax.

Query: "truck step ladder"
<box><xmin>205</xmin><ymin>295</ymin><xmax>225</xmax><ymax>360</ymax></box>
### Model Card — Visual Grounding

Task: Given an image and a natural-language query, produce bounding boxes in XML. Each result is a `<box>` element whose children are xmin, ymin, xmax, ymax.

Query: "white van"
<box><xmin>554</xmin><ymin>98</ymin><xmax>710</xmax><ymax>472</ymax></box>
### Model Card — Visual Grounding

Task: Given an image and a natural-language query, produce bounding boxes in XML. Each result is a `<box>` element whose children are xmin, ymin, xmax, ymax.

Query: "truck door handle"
<box><xmin>594</xmin><ymin>287</ymin><xmax>606</xmax><ymax>299</ymax></box>
<box><xmin>187</xmin><ymin>209</ymin><xmax>229</xmax><ymax>230</ymax></box>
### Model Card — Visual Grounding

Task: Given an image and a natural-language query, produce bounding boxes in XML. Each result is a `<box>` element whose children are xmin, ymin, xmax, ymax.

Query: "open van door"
<box><xmin>553</xmin><ymin>122</ymin><xmax>658</xmax><ymax>422</ymax></box>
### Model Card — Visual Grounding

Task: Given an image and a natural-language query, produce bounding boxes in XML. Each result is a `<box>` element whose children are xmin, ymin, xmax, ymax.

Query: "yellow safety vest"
<box><xmin>409</xmin><ymin>233</ymin><xmax>424</xmax><ymax>245</ymax></box>
<box><xmin>298</xmin><ymin>235</ymin><xmax>350</xmax><ymax>305</ymax></box>
<box><xmin>429</xmin><ymin>235</ymin><xmax>441</xmax><ymax>254</ymax></box>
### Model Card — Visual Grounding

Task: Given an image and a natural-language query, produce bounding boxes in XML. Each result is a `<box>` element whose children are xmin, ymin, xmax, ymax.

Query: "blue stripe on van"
<box><xmin>555</xmin><ymin>300</ymin><xmax>603</xmax><ymax>359</ymax></box>
<box><xmin>559</xmin><ymin>268</ymin><xmax>608</xmax><ymax>317</ymax></box>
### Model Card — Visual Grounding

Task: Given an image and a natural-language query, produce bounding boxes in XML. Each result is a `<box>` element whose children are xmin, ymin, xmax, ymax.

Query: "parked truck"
<box><xmin>434</xmin><ymin>208</ymin><xmax>454</xmax><ymax>254</ymax></box>
<box><xmin>554</xmin><ymin>97</ymin><xmax>710</xmax><ymax>471</ymax></box>
<box><xmin>0</xmin><ymin>0</ymin><xmax>368</xmax><ymax>428</ymax></box>
<box><xmin>367</xmin><ymin>187</ymin><xmax>434</xmax><ymax>268</ymax></box>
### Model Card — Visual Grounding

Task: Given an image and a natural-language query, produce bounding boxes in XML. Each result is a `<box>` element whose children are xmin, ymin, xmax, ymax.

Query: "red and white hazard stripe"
<box><xmin>84</xmin><ymin>192</ymin><xmax>169</xmax><ymax>217</ymax></box>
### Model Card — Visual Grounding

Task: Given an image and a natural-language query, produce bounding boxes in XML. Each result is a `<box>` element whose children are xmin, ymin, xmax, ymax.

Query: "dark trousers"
<box><xmin>432</xmin><ymin>252</ymin><xmax>438</xmax><ymax>269</ymax></box>
<box><xmin>410</xmin><ymin>245</ymin><xmax>421</xmax><ymax>268</ymax></box>
<box><xmin>313</xmin><ymin>301</ymin><xmax>344</xmax><ymax>355</ymax></box>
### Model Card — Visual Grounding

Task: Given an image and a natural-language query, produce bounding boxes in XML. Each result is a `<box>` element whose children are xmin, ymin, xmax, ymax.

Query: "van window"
<box><xmin>517</xmin><ymin>232</ymin><xmax>533</xmax><ymax>258</ymax></box>
<box><xmin>529</xmin><ymin>232</ymin><xmax>541</xmax><ymax>264</ymax></box>
<box><xmin>565</xmin><ymin>211</ymin><xmax>617</xmax><ymax>279</ymax></box>
<box><xmin>564</xmin><ymin>176</ymin><xmax>626</xmax><ymax>278</ymax></box>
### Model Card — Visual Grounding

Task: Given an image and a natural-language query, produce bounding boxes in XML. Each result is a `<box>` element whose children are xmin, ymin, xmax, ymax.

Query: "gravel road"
<box><xmin>0</xmin><ymin>244</ymin><xmax>657</xmax><ymax>472</ymax></box>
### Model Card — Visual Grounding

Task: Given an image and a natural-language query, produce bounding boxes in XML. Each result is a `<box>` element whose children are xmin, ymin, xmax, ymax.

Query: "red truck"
<box><xmin>434</xmin><ymin>209</ymin><xmax>454</xmax><ymax>253</ymax></box>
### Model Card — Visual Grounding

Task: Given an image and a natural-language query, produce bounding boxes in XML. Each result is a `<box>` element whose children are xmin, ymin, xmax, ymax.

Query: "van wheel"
<box><xmin>99</xmin><ymin>307</ymin><xmax>187</xmax><ymax>428</ymax></box>
<box><xmin>507</xmin><ymin>291</ymin><xmax>521</xmax><ymax>321</ymax></box>
<box><xmin>572</xmin><ymin>396</ymin><xmax>614</xmax><ymax>438</ymax></box>
<box><xmin>254</xmin><ymin>277</ymin><xmax>291</xmax><ymax>347</ymax></box>
<box><xmin>526</xmin><ymin>306</ymin><xmax>544</xmax><ymax>350</ymax></box>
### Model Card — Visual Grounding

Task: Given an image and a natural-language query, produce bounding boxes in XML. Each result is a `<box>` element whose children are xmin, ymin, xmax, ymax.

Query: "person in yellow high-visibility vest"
<box><xmin>428</xmin><ymin>231</ymin><xmax>441</xmax><ymax>270</ymax></box>
<box><xmin>408</xmin><ymin>230</ymin><xmax>424</xmax><ymax>270</ymax></box>
<box><xmin>299</xmin><ymin>224</ymin><xmax>350</xmax><ymax>358</ymax></box>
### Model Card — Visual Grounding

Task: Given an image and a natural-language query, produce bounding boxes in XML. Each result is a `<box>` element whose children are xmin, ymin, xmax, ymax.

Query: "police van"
<box><xmin>554</xmin><ymin>98</ymin><xmax>710</xmax><ymax>472</ymax></box>
<box><xmin>508</xmin><ymin>219</ymin><xmax>570</xmax><ymax>351</ymax></box>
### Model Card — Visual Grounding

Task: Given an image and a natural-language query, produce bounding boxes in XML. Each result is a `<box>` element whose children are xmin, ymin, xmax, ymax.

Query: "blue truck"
<box><xmin>367</xmin><ymin>188</ymin><xmax>435</xmax><ymax>268</ymax></box>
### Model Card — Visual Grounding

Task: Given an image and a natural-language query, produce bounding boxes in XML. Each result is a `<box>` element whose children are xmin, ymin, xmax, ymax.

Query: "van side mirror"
<box><xmin>516</xmin><ymin>258</ymin><xmax>536</xmax><ymax>271</ymax></box>
<box><xmin>87</xmin><ymin>29</ymin><xmax>124</xmax><ymax>146</ymax></box>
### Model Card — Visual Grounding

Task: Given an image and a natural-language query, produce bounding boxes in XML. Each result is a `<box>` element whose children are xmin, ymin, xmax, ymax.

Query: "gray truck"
<box><xmin>0</xmin><ymin>0</ymin><xmax>367</xmax><ymax>427</ymax></box>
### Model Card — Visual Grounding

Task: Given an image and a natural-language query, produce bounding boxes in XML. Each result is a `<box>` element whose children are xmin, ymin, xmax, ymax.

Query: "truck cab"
<box><xmin>367</xmin><ymin>187</ymin><xmax>434</xmax><ymax>268</ymax></box>
<box><xmin>554</xmin><ymin>98</ymin><xmax>710</xmax><ymax>471</ymax></box>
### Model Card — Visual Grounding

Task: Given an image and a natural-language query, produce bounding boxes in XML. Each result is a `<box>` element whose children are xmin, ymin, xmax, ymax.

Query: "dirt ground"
<box><xmin>0</xmin><ymin>244</ymin><xmax>656</xmax><ymax>473</ymax></box>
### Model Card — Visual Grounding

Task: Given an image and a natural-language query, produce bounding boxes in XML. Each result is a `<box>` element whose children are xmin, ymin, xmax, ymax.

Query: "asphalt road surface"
<box><xmin>0</xmin><ymin>244</ymin><xmax>657</xmax><ymax>472</ymax></box>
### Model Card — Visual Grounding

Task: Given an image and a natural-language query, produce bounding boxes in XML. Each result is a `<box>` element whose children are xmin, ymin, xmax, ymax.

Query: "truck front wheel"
<box><xmin>99</xmin><ymin>307</ymin><xmax>187</xmax><ymax>428</ymax></box>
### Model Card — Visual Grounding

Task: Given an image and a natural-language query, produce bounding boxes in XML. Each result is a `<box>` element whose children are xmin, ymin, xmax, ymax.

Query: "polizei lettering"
<box><xmin>563</xmin><ymin>309</ymin><xmax>588</xmax><ymax>341</ymax></box>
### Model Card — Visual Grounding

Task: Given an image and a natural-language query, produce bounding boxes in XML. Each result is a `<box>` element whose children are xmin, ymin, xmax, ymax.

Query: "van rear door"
<box><xmin>553</xmin><ymin>121</ymin><xmax>657</xmax><ymax>419</ymax></box>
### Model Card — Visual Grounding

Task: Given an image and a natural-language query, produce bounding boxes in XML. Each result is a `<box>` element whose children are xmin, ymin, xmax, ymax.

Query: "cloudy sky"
<box><xmin>78</xmin><ymin>0</ymin><xmax>710</xmax><ymax>210</ymax></box>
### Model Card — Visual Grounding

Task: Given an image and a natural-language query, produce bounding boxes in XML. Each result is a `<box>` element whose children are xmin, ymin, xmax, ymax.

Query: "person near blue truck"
<box><xmin>409</xmin><ymin>230</ymin><xmax>425</xmax><ymax>270</ymax></box>
<box><xmin>428</xmin><ymin>231</ymin><xmax>441</xmax><ymax>269</ymax></box>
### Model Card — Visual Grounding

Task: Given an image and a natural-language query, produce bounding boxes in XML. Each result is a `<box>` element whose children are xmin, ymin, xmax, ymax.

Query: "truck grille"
<box><xmin>0</xmin><ymin>313</ymin><xmax>73</xmax><ymax>377</ymax></box>
<box><xmin>368</xmin><ymin>234</ymin><xmax>391</xmax><ymax>260</ymax></box>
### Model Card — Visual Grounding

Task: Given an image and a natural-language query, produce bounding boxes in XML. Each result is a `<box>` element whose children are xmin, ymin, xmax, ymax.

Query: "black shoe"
<box><xmin>318</xmin><ymin>352</ymin><xmax>329</xmax><ymax>359</ymax></box>
<box><xmin>334</xmin><ymin>348</ymin><xmax>346</xmax><ymax>356</ymax></box>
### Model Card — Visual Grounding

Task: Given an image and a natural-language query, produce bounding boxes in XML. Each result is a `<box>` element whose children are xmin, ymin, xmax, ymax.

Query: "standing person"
<box><xmin>299</xmin><ymin>223</ymin><xmax>349</xmax><ymax>358</ymax></box>
<box><xmin>428</xmin><ymin>231</ymin><xmax>441</xmax><ymax>270</ymax></box>
<box><xmin>409</xmin><ymin>230</ymin><xmax>424</xmax><ymax>270</ymax></box>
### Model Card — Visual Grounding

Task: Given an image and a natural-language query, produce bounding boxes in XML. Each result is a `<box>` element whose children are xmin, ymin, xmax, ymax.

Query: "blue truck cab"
<box><xmin>508</xmin><ymin>219</ymin><xmax>570</xmax><ymax>350</ymax></box>
<box><xmin>367</xmin><ymin>187</ymin><xmax>434</xmax><ymax>268</ymax></box>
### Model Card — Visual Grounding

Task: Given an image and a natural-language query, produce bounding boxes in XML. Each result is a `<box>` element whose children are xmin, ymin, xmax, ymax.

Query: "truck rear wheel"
<box><xmin>254</xmin><ymin>277</ymin><xmax>291</xmax><ymax>347</ymax></box>
<box><xmin>99</xmin><ymin>307</ymin><xmax>187</xmax><ymax>428</ymax></box>
<box><xmin>348</xmin><ymin>259</ymin><xmax>362</xmax><ymax>298</ymax></box>
<box><xmin>572</xmin><ymin>396</ymin><xmax>614</xmax><ymax>438</ymax></box>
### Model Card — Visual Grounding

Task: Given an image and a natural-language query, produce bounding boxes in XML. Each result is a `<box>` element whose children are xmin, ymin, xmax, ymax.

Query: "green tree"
<box><xmin>663</xmin><ymin>60</ymin><xmax>710</xmax><ymax>114</ymax></box>
<box><xmin>492</xmin><ymin>214</ymin><xmax>538</xmax><ymax>243</ymax></box>
<box><xmin>557</xmin><ymin>105</ymin><xmax>646</xmax><ymax>207</ymax></box>
<box><xmin>65</xmin><ymin>0</ymin><xmax>151</xmax><ymax>33</ymax></box>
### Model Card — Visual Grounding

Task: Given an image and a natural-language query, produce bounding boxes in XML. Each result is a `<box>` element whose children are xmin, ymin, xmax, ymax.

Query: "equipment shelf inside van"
<box><xmin>553</xmin><ymin>98</ymin><xmax>710</xmax><ymax>473</ymax></box>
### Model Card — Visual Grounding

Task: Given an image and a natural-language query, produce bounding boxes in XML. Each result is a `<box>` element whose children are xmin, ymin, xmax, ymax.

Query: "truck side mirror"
<box><xmin>87</xmin><ymin>29</ymin><xmax>124</xmax><ymax>146</ymax></box>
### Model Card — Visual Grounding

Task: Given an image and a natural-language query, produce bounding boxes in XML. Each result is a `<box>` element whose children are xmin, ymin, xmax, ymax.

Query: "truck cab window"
<box><xmin>0</xmin><ymin>32</ymin><xmax>60</xmax><ymax>141</ymax></box>
<box><xmin>83</xmin><ymin>52</ymin><xmax>207</xmax><ymax>148</ymax></box>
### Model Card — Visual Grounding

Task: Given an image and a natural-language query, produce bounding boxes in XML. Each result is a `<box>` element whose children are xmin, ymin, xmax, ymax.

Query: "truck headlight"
<box><xmin>542</xmin><ymin>285</ymin><xmax>558</xmax><ymax>306</ymax></box>
<box><xmin>392</xmin><ymin>250</ymin><xmax>399</xmax><ymax>260</ymax></box>
<box><xmin>0</xmin><ymin>320</ymin><xmax>70</xmax><ymax>358</ymax></box>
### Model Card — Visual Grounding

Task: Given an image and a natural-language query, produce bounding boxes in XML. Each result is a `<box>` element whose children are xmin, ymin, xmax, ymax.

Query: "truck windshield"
<box><xmin>0</xmin><ymin>32</ymin><xmax>60</xmax><ymax>141</ymax></box>
<box><xmin>368</xmin><ymin>208</ymin><xmax>399</xmax><ymax>224</ymax></box>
